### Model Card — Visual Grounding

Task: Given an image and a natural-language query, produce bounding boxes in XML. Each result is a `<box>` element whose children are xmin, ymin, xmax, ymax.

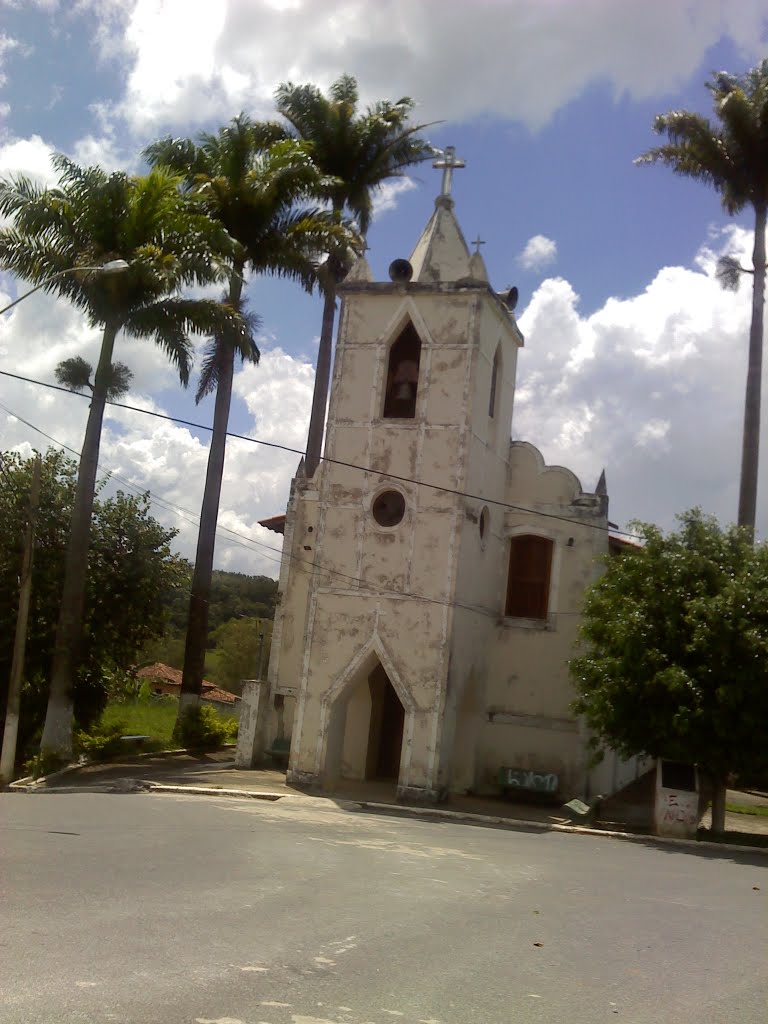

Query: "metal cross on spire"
<box><xmin>432</xmin><ymin>146</ymin><xmax>466</xmax><ymax>197</ymax></box>
<box><xmin>472</xmin><ymin>235</ymin><xmax>485</xmax><ymax>254</ymax></box>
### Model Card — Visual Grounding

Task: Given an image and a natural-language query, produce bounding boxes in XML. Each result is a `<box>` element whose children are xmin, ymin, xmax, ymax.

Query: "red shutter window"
<box><xmin>505</xmin><ymin>535</ymin><xmax>553</xmax><ymax>619</ymax></box>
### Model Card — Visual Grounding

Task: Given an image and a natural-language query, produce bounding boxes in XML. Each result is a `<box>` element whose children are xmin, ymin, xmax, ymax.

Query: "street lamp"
<box><xmin>0</xmin><ymin>259</ymin><xmax>130</xmax><ymax>317</ymax></box>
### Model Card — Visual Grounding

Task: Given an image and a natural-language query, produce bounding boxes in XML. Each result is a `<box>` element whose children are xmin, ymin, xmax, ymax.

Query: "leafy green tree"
<box><xmin>275</xmin><ymin>74</ymin><xmax>433</xmax><ymax>475</ymax></box>
<box><xmin>0</xmin><ymin>157</ymin><xmax>254</xmax><ymax>759</ymax></box>
<box><xmin>207</xmin><ymin>616</ymin><xmax>272</xmax><ymax>695</ymax></box>
<box><xmin>145</xmin><ymin>116</ymin><xmax>347</xmax><ymax>724</ymax></box>
<box><xmin>0</xmin><ymin>449</ymin><xmax>186</xmax><ymax>768</ymax></box>
<box><xmin>637</xmin><ymin>61</ymin><xmax>768</xmax><ymax>538</ymax></box>
<box><xmin>571</xmin><ymin>509</ymin><xmax>768</xmax><ymax>833</ymax></box>
<box><xmin>139</xmin><ymin>569</ymin><xmax>278</xmax><ymax>671</ymax></box>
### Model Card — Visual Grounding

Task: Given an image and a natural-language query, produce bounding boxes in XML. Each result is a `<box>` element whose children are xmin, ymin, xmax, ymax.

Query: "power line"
<box><xmin>0</xmin><ymin>367</ymin><xmax>637</xmax><ymax>539</ymax></box>
<box><xmin>0</xmin><ymin>396</ymin><xmax>586</xmax><ymax>623</ymax></box>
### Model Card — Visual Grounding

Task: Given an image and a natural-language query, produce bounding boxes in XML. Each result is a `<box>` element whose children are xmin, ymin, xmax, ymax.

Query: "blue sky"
<box><xmin>0</xmin><ymin>1</ymin><xmax>767</xmax><ymax>573</ymax></box>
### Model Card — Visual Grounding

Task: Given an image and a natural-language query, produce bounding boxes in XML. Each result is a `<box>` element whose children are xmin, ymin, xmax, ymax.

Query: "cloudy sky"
<box><xmin>0</xmin><ymin>0</ymin><xmax>767</xmax><ymax>575</ymax></box>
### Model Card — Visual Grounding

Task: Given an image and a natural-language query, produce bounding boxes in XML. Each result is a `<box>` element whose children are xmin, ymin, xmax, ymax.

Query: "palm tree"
<box><xmin>637</xmin><ymin>61</ymin><xmax>768</xmax><ymax>832</ymax></box>
<box><xmin>638</xmin><ymin>61</ymin><xmax>768</xmax><ymax>539</ymax></box>
<box><xmin>275</xmin><ymin>74</ymin><xmax>433</xmax><ymax>476</ymax></box>
<box><xmin>145</xmin><ymin>116</ymin><xmax>351</xmax><ymax>724</ymax></box>
<box><xmin>0</xmin><ymin>157</ymin><xmax>253</xmax><ymax>759</ymax></box>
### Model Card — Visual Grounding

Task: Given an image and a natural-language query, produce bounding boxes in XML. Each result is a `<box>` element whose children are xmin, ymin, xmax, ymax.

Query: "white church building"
<box><xmin>237</xmin><ymin>151</ymin><xmax>636</xmax><ymax>804</ymax></box>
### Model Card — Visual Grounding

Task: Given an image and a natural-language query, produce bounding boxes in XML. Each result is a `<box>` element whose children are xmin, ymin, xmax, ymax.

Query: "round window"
<box><xmin>372</xmin><ymin>490</ymin><xmax>406</xmax><ymax>527</ymax></box>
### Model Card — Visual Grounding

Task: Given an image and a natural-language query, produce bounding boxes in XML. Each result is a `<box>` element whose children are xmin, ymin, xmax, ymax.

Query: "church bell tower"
<box><xmin>254</xmin><ymin>148</ymin><xmax>524</xmax><ymax>801</ymax></box>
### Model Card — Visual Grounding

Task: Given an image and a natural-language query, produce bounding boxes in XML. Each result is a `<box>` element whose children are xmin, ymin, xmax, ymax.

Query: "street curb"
<box><xmin>353</xmin><ymin>800</ymin><xmax>768</xmax><ymax>857</ymax></box>
<box><xmin>6</xmin><ymin>745</ymin><xmax>237</xmax><ymax>791</ymax></box>
<box><xmin>11</xmin><ymin>780</ymin><xmax>286</xmax><ymax>800</ymax></box>
<box><xmin>8</xmin><ymin>762</ymin><xmax>83</xmax><ymax>789</ymax></box>
<box><xmin>144</xmin><ymin>783</ymin><xmax>284</xmax><ymax>801</ymax></box>
<box><xmin>9</xmin><ymin>775</ymin><xmax>766</xmax><ymax>856</ymax></box>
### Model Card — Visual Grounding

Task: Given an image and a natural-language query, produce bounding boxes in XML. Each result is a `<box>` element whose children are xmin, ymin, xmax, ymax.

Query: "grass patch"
<box><xmin>725</xmin><ymin>802</ymin><xmax>768</xmax><ymax>817</ymax></box>
<box><xmin>101</xmin><ymin>699</ymin><xmax>179</xmax><ymax>748</ymax></box>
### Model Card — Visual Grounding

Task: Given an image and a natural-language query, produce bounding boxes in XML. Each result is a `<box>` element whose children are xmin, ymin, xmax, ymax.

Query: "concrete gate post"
<box><xmin>235</xmin><ymin>680</ymin><xmax>269</xmax><ymax>768</ymax></box>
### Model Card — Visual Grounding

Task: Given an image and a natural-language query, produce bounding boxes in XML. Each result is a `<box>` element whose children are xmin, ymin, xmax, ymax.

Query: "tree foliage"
<box><xmin>145</xmin><ymin>115</ymin><xmax>350</xmax><ymax>717</ymax></box>
<box><xmin>0</xmin><ymin>156</ymin><xmax>256</xmax><ymax>758</ymax></box>
<box><xmin>208</xmin><ymin>616</ymin><xmax>273</xmax><ymax>695</ymax></box>
<box><xmin>274</xmin><ymin>74</ymin><xmax>432</xmax><ymax>476</ymax></box>
<box><xmin>571</xmin><ymin>509</ymin><xmax>768</xmax><ymax>786</ymax></box>
<box><xmin>0</xmin><ymin>449</ymin><xmax>186</xmax><ymax>762</ymax></box>
<box><xmin>140</xmin><ymin>571</ymin><xmax>278</xmax><ymax>673</ymax></box>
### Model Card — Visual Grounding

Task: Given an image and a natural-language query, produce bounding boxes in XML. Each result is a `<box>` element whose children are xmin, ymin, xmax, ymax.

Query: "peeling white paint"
<box><xmin>254</xmin><ymin>197</ymin><xmax>614</xmax><ymax>804</ymax></box>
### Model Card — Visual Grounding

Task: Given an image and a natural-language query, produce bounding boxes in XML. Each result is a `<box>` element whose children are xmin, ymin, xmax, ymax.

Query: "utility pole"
<box><xmin>1</xmin><ymin>455</ymin><xmax>42</xmax><ymax>786</ymax></box>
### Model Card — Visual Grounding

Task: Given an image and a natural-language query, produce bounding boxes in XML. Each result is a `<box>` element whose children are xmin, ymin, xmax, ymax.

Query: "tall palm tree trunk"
<box><xmin>177</xmin><ymin>274</ymin><xmax>243</xmax><ymax>721</ymax></box>
<box><xmin>41</xmin><ymin>322</ymin><xmax>119</xmax><ymax>758</ymax></box>
<box><xmin>304</xmin><ymin>285</ymin><xmax>338</xmax><ymax>477</ymax></box>
<box><xmin>711</xmin><ymin>204</ymin><xmax>768</xmax><ymax>832</ymax></box>
<box><xmin>737</xmin><ymin>202</ymin><xmax>767</xmax><ymax>537</ymax></box>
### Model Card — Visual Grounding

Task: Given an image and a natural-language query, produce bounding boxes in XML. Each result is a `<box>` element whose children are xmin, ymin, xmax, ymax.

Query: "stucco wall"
<box><xmin>268</xmin><ymin>274</ymin><xmax>609</xmax><ymax>803</ymax></box>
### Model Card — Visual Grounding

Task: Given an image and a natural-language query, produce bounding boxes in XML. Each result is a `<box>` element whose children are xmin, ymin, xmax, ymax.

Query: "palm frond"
<box><xmin>275</xmin><ymin>76</ymin><xmax>432</xmax><ymax>234</ymax></box>
<box><xmin>143</xmin><ymin>137</ymin><xmax>215</xmax><ymax>184</ymax></box>
<box><xmin>105</xmin><ymin>361</ymin><xmax>133</xmax><ymax>399</ymax></box>
<box><xmin>55</xmin><ymin>356</ymin><xmax>93</xmax><ymax>393</ymax></box>
<box><xmin>195</xmin><ymin>339</ymin><xmax>229</xmax><ymax>402</ymax></box>
<box><xmin>194</xmin><ymin>293</ymin><xmax>260</xmax><ymax>403</ymax></box>
<box><xmin>716</xmin><ymin>254</ymin><xmax>751</xmax><ymax>291</ymax></box>
<box><xmin>639</xmin><ymin>60</ymin><xmax>768</xmax><ymax>214</ymax></box>
<box><xmin>123</xmin><ymin>297</ymin><xmax>258</xmax><ymax>387</ymax></box>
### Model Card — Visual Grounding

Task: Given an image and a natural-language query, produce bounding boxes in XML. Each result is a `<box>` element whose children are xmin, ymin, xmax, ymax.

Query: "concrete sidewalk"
<box><xmin>24</xmin><ymin>752</ymin><xmax>570</xmax><ymax>827</ymax></box>
<box><xmin>18</xmin><ymin>751</ymin><xmax>768</xmax><ymax>842</ymax></box>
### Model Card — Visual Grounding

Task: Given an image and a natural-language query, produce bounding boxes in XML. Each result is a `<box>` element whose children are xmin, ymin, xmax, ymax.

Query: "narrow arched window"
<box><xmin>383</xmin><ymin>322</ymin><xmax>421</xmax><ymax>419</ymax></box>
<box><xmin>489</xmin><ymin>344</ymin><xmax>500</xmax><ymax>418</ymax></box>
<box><xmin>505</xmin><ymin>535</ymin><xmax>553</xmax><ymax>619</ymax></box>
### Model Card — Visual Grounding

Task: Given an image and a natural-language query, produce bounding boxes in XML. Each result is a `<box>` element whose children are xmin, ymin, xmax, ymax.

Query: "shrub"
<box><xmin>174</xmin><ymin>704</ymin><xmax>237</xmax><ymax>751</ymax></box>
<box><xmin>24</xmin><ymin>747</ymin><xmax>68</xmax><ymax>780</ymax></box>
<box><xmin>75</xmin><ymin>719</ymin><xmax>129</xmax><ymax>762</ymax></box>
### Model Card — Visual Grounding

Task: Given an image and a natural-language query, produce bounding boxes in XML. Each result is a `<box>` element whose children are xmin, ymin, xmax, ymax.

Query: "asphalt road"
<box><xmin>1</xmin><ymin>792</ymin><xmax>765</xmax><ymax>1024</ymax></box>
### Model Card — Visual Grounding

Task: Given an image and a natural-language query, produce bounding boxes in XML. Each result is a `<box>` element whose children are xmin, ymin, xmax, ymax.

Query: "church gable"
<box><xmin>507</xmin><ymin>440</ymin><xmax>587</xmax><ymax>507</ymax></box>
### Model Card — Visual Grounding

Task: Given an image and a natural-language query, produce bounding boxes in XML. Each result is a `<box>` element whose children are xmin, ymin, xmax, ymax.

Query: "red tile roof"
<box><xmin>259</xmin><ymin>514</ymin><xmax>286</xmax><ymax>535</ymax></box>
<box><xmin>137</xmin><ymin>663</ymin><xmax>239</xmax><ymax>704</ymax></box>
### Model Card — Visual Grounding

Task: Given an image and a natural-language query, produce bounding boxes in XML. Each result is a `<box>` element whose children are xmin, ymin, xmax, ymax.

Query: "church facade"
<box><xmin>237</xmin><ymin>158</ymin><xmax>636</xmax><ymax>804</ymax></box>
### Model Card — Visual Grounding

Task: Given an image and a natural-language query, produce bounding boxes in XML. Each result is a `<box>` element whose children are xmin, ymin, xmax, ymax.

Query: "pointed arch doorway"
<box><xmin>325</xmin><ymin>658</ymin><xmax>407</xmax><ymax>786</ymax></box>
<box><xmin>366</xmin><ymin>663</ymin><xmax>405</xmax><ymax>780</ymax></box>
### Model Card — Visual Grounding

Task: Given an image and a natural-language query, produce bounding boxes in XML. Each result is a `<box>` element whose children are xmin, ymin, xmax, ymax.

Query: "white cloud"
<box><xmin>0</xmin><ymin>134</ymin><xmax>57</xmax><ymax>185</ymax></box>
<box><xmin>0</xmin><ymin>289</ymin><xmax>312</xmax><ymax>576</ymax></box>
<box><xmin>2</xmin><ymin>218</ymin><xmax>766</xmax><ymax>582</ymax></box>
<box><xmin>70</xmin><ymin>131</ymin><xmax>130</xmax><ymax>174</ymax></box>
<box><xmin>371</xmin><ymin>177</ymin><xmax>417</xmax><ymax>219</ymax></box>
<box><xmin>86</xmin><ymin>0</ymin><xmax>768</xmax><ymax>135</ymax></box>
<box><xmin>518</xmin><ymin>234</ymin><xmax>558</xmax><ymax>272</ymax></box>
<box><xmin>515</xmin><ymin>226</ymin><xmax>763</xmax><ymax>536</ymax></box>
<box><xmin>0</xmin><ymin>33</ymin><xmax>18</xmax><ymax>88</ymax></box>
